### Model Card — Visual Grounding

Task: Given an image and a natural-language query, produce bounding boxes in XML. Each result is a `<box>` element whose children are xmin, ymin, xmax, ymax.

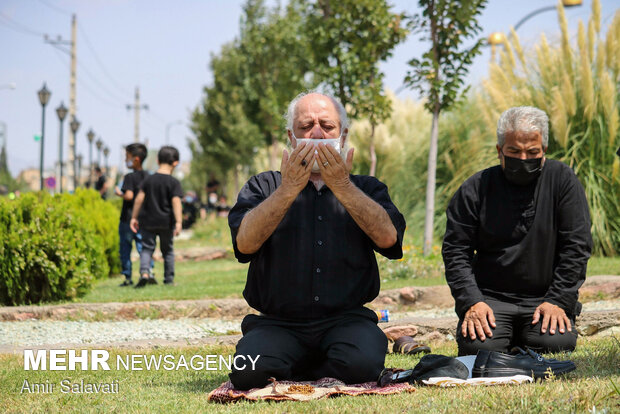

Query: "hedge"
<box><xmin>0</xmin><ymin>189</ymin><xmax>120</xmax><ymax>305</ymax></box>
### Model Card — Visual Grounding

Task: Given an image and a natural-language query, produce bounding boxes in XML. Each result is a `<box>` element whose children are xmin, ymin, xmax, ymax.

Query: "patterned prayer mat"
<box><xmin>208</xmin><ymin>377</ymin><xmax>416</xmax><ymax>403</ymax></box>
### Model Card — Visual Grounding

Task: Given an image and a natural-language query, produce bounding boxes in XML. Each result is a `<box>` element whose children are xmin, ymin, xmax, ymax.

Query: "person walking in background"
<box><xmin>130</xmin><ymin>146</ymin><xmax>183</xmax><ymax>287</ymax></box>
<box><xmin>94</xmin><ymin>166</ymin><xmax>109</xmax><ymax>199</ymax></box>
<box><xmin>115</xmin><ymin>143</ymin><xmax>150</xmax><ymax>287</ymax></box>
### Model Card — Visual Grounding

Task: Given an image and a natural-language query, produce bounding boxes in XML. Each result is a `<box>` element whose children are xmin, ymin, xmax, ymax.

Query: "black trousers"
<box><xmin>229</xmin><ymin>307</ymin><xmax>387</xmax><ymax>390</ymax></box>
<box><xmin>457</xmin><ymin>297</ymin><xmax>578</xmax><ymax>356</ymax></box>
<box><xmin>139</xmin><ymin>228</ymin><xmax>174</xmax><ymax>282</ymax></box>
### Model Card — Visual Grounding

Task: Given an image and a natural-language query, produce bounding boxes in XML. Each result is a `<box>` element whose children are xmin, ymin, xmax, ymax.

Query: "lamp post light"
<box><xmin>86</xmin><ymin>129</ymin><xmax>95</xmax><ymax>187</ymax></box>
<box><xmin>103</xmin><ymin>146</ymin><xmax>110</xmax><ymax>175</ymax></box>
<box><xmin>76</xmin><ymin>154</ymin><xmax>83</xmax><ymax>186</ymax></box>
<box><xmin>487</xmin><ymin>32</ymin><xmax>507</xmax><ymax>62</ymax></box>
<box><xmin>55</xmin><ymin>102</ymin><xmax>68</xmax><ymax>192</ymax></box>
<box><xmin>487</xmin><ymin>0</ymin><xmax>582</xmax><ymax>62</ymax></box>
<box><xmin>165</xmin><ymin>120</ymin><xmax>184</xmax><ymax>145</ymax></box>
<box><xmin>69</xmin><ymin>117</ymin><xmax>80</xmax><ymax>190</ymax></box>
<box><xmin>37</xmin><ymin>83</ymin><xmax>51</xmax><ymax>191</ymax></box>
<box><xmin>96</xmin><ymin>138</ymin><xmax>103</xmax><ymax>167</ymax></box>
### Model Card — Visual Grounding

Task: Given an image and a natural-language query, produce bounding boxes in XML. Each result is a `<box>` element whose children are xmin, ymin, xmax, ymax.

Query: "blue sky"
<box><xmin>0</xmin><ymin>0</ymin><xmax>617</xmax><ymax>177</ymax></box>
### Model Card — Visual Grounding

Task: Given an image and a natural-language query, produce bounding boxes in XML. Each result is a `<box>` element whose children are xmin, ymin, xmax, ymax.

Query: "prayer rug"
<box><xmin>208</xmin><ymin>377</ymin><xmax>415</xmax><ymax>403</ymax></box>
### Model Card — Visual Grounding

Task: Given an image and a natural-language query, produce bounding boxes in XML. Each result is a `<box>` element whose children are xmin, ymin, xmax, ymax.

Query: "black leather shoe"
<box><xmin>135</xmin><ymin>277</ymin><xmax>149</xmax><ymax>288</ymax></box>
<box><xmin>473</xmin><ymin>347</ymin><xmax>576</xmax><ymax>379</ymax></box>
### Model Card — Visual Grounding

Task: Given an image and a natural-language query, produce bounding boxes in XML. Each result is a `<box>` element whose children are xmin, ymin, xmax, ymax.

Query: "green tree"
<box><xmin>405</xmin><ymin>0</ymin><xmax>487</xmax><ymax>255</ymax></box>
<box><xmin>304</xmin><ymin>0</ymin><xmax>407</xmax><ymax>176</ymax></box>
<box><xmin>239</xmin><ymin>0</ymin><xmax>314</xmax><ymax>169</ymax></box>
<box><xmin>0</xmin><ymin>146</ymin><xmax>20</xmax><ymax>193</ymax></box>
<box><xmin>190</xmin><ymin>0</ymin><xmax>313</xmax><ymax>193</ymax></box>
<box><xmin>190</xmin><ymin>43</ymin><xmax>262</xmax><ymax>195</ymax></box>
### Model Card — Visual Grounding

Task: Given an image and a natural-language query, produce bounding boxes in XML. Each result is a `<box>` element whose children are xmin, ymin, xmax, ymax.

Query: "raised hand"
<box><xmin>316</xmin><ymin>143</ymin><xmax>354</xmax><ymax>193</ymax></box>
<box><xmin>280</xmin><ymin>142</ymin><xmax>314</xmax><ymax>196</ymax></box>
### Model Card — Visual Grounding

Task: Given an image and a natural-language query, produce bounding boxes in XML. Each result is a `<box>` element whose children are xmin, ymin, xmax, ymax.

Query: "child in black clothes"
<box><xmin>115</xmin><ymin>143</ymin><xmax>150</xmax><ymax>286</ymax></box>
<box><xmin>130</xmin><ymin>146</ymin><xmax>183</xmax><ymax>287</ymax></box>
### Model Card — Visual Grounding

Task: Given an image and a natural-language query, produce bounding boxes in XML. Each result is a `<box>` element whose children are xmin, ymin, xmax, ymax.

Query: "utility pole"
<box><xmin>0</xmin><ymin>122</ymin><xmax>7</xmax><ymax>174</ymax></box>
<box><xmin>45</xmin><ymin>14</ymin><xmax>77</xmax><ymax>192</ymax></box>
<box><xmin>126</xmin><ymin>87</ymin><xmax>148</xmax><ymax>143</ymax></box>
<box><xmin>69</xmin><ymin>15</ymin><xmax>77</xmax><ymax>191</ymax></box>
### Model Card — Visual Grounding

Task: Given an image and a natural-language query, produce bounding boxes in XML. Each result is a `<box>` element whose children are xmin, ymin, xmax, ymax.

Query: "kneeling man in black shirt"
<box><xmin>442</xmin><ymin>106</ymin><xmax>592</xmax><ymax>356</ymax></box>
<box><xmin>228</xmin><ymin>91</ymin><xmax>406</xmax><ymax>390</ymax></box>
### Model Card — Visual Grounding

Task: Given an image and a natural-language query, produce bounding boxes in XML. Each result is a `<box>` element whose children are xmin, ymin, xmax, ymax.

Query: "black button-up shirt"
<box><xmin>229</xmin><ymin>171</ymin><xmax>406</xmax><ymax>320</ymax></box>
<box><xmin>442</xmin><ymin>160</ymin><xmax>592</xmax><ymax>318</ymax></box>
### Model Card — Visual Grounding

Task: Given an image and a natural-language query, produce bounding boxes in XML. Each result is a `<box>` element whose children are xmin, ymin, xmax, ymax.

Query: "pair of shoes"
<box><xmin>119</xmin><ymin>280</ymin><xmax>133</xmax><ymax>287</ymax></box>
<box><xmin>472</xmin><ymin>347</ymin><xmax>576</xmax><ymax>379</ymax></box>
<box><xmin>163</xmin><ymin>280</ymin><xmax>175</xmax><ymax>286</ymax></box>
<box><xmin>376</xmin><ymin>354</ymin><xmax>468</xmax><ymax>386</ymax></box>
<box><xmin>393</xmin><ymin>336</ymin><xmax>431</xmax><ymax>355</ymax></box>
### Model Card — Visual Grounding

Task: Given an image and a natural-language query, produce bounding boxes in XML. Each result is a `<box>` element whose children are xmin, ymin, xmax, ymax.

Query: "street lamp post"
<box><xmin>55</xmin><ymin>102</ymin><xmax>68</xmax><ymax>192</ymax></box>
<box><xmin>513</xmin><ymin>0</ymin><xmax>582</xmax><ymax>32</ymax></box>
<box><xmin>69</xmin><ymin>117</ymin><xmax>80</xmax><ymax>189</ymax></box>
<box><xmin>76</xmin><ymin>154</ymin><xmax>83</xmax><ymax>186</ymax></box>
<box><xmin>103</xmin><ymin>146</ymin><xmax>110</xmax><ymax>175</ymax></box>
<box><xmin>86</xmin><ymin>129</ymin><xmax>95</xmax><ymax>187</ymax></box>
<box><xmin>37</xmin><ymin>83</ymin><xmax>51</xmax><ymax>191</ymax></box>
<box><xmin>165</xmin><ymin>120</ymin><xmax>184</xmax><ymax>145</ymax></box>
<box><xmin>96</xmin><ymin>138</ymin><xmax>103</xmax><ymax>167</ymax></box>
<box><xmin>487</xmin><ymin>0</ymin><xmax>582</xmax><ymax>62</ymax></box>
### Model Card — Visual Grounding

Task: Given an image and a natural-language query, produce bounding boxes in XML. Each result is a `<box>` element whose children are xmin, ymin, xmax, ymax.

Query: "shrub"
<box><xmin>58</xmin><ymin>189</ymin><xmax>121</xmax><ymax>275</ymax></box>
<box><xmin>0</xmin><ymin>190</ymin><xmax>118</xmax><ymax>305</ymax></box>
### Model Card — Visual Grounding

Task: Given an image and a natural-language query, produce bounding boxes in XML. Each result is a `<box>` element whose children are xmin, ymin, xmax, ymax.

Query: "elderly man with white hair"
<box><xmin>227</xmin><ymin>91</ymin><xmax>406</xmax><ymax>390</ymax></box>
<box><xmin>442</xmin><ymin>106</ymin><xmax>592</xmax><ymax>356</ymax></box>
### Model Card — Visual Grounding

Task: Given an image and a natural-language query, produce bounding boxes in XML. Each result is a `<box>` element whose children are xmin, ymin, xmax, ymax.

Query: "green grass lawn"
<box><xmin>588</xmin><ymin>256</ymin><xmax>620</xmax><ymax>276</ymax></box>
<box><xmin>80</xmin><ymin>259</ymin><xmax>248</xmax><ymax>303</ymax></box>
<box><xmin>1</xmin><ymin>337</ymin><xmax>618</xmax><ymax>413</ymax></box>
<box><xmin>83</xmin><ymin>253</ymin><xmax>617</xmax><ymax>304</ymax></box>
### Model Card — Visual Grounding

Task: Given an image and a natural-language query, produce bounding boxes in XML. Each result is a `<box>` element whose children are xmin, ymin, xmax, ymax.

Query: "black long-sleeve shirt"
<box><xmin>442</xmin><ymin>160</ymin><xmax>592</xmax><ymax>318</ymax></box>
<box><xmin>228</xmin><ymin>171</ymin><xmax>406</xmax><ymax>321</ymax></box>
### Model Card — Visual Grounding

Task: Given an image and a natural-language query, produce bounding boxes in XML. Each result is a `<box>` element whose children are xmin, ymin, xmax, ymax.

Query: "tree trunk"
<box><xmin>423</xmin><ymin>107</ymin><xmax>440</xmax><ymax>257</ymax></box>
<box><xmin>369</xmin><ymin>122</ymin><xmax>377</xmax><ymax>177</ymax></box>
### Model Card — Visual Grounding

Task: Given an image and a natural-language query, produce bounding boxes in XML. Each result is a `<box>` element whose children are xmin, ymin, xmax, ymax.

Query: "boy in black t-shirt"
<box><xmin>94</xmin><ymin>167</ymin><xmax>109</xmax><ymax>199</ymax></box>
<box><xmin>114</xmin><ymin>143</ymin><xmax>149</xmax><ymax>286</ymax></box>
<box><xmin>130</xmin><ymin>146</ymin><xmax>183</xmax><ymax>287</ymax></box>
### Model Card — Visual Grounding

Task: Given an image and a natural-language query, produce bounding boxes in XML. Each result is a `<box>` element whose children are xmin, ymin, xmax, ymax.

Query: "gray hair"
<box><xmin>285</xmin><ymin>90</ymin><xmax>349</xmax><ymax>132</ymax></box>
<box><xmin>496</xmin><ymin>106</ymin><xmax>549</xmax><ymax>147</ymax></box>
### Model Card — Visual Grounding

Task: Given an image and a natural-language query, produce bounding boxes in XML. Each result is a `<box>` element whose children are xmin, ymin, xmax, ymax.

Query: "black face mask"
<box><xmin>501</xmin><ymin>152</ymin><xmax>544</xmax><ymax>185</ymax></box>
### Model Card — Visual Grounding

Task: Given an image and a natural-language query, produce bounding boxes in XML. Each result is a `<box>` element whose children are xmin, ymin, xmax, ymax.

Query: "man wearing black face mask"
<box><xmin>442</xmin><ymin>106</ymin><xmax>592</xmax><ymax>356</ymax></box>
